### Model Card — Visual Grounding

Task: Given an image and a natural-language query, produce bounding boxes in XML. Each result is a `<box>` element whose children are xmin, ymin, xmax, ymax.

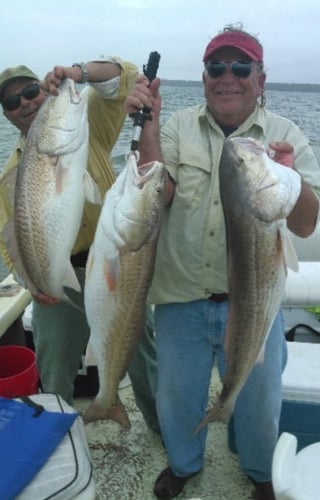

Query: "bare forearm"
<box><xmin>125</xmin><ymin>75</ymin><xmax>175</xmax><ymax>205</ymax></box>
<box><xmin>287</xmin><ymin>180</ymin><xmax>319</xmax><ymax>237</ymax></box>
<box><xmin>138</xmin><ymin>120</ymin><xmax>174</xmax><ymax>206</ymax></box>
<box><xmin>42</xmin><ymin>60</ymin><xmax>121</xmax><ymax>94</ymax></box>
<box><xmin>137</xmin><ymin>117</ymin><xmax>162</xmax><ymax>165</ymax></box>
<box><xmin>71</xmin><ymin>60</ymin><xmax>121</xmax><ymax>83</ymax></box>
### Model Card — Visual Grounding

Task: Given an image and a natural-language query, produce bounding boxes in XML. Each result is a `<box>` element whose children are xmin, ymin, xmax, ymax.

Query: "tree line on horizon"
<box><xmin>161</xmin><ymin>80</ymin><xmax>320</xmax><ymax>93</ymax></box>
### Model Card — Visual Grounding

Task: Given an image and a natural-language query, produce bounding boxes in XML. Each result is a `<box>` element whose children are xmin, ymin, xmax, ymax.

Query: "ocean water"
<box><xmin>1</xmin><ymin>84</ymin><xmax>320</xmax><ymax>279</ymax></box>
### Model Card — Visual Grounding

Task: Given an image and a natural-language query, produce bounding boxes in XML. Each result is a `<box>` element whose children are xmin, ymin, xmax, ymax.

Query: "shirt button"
<box><xmin>209</xmin><ymin>231</ymin><xmax>214</xmax><ymax>237</ymax></box>
<box><xmin>205</xmin><ymin>262</ymin><xmax>211</xmax><ymax>268</ymax></box>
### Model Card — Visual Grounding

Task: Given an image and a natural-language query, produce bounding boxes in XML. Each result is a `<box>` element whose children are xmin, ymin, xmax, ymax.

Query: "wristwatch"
<box><xmin>72</xmin><ymin>62</ymin><xmax>89</xmax><ymax>83</ymax></box>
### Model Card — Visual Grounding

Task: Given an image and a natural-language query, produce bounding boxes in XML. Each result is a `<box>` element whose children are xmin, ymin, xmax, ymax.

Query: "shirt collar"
<box><xmin>199</xmin><ymin>104</ymin><xmax>267</xmax><ymax>137</ymax></box>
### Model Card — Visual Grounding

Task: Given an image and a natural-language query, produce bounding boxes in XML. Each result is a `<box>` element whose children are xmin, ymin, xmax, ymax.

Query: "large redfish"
<box><xmin>83</xmin><ymin>153</ymin><xmax>165</xmax><ymax>428</ymax></box>
<box><xmin>5</xmin><ymin>79</ymin><xmax>98</xmax><ymax>303</ymax></box>
<box><xmin>195</xmin><ymin>137</ymin><xmax>301</xmax><ymax>432</ymax></box>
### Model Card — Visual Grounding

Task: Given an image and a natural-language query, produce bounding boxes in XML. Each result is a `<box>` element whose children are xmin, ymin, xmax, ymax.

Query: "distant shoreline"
<box><xmin>161</xmin><ymin>80</ymin><xmax>320</xmax><ymax>93</ymax></box>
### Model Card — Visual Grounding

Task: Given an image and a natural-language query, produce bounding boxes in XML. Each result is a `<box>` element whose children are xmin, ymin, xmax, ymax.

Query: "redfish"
<box><xmin>83</xmin><ymin>153</ymin><xmax>165</xmax><ymax>428</ymax></box>
<box><xmin>195</xmin><ymin>137</ymin><xmax>301</xmax><ymax>432</ymax></box>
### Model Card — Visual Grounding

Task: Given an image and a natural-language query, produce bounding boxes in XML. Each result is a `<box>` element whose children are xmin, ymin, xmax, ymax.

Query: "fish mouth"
<box><xmin>135</xmin><ymin>163</ymin><xmax>161</xmax><ymax>188</ymax></box>
<box><xmin>113</xmin><ymin>153</ymin><xmax>164</xmax><ymax>243</ymax></box>
<box><xmin>128</xmin><ymin>152</ymin><xmax>164</xmax><ymax>190</ymax></box>
<box><xmin>254</xmin><ymin>181</ymin><xmax>277</xmax><ymax>193</ymax></box>
<box><xmin>47</xmin><ymin>125</ymin><xmax>77</xmax><ymax>132</ymax></box>
<box><xmin>232</xmin><ymin>137</ymin><xmax>265</xmax><ymax>155</ymax></box>
<box><xmin>68</xmin><ymin>82</ymin><xmax>81</xmax><ymax>104</ymax></box>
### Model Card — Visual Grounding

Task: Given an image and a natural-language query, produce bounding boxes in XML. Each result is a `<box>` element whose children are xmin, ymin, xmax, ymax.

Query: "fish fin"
<box><xmin>55</xmin><ymin>158</ymin><xmax>69</xmax><ymax>194</ymax></box>
<box><xmin>193</xmin><ymin>393</ymin><xmax>232</xmax><ymax>434</ymax></box>
<box><xmin>83</xmin><ymin>397</ymin><xmax>130</xmax><ymax>429</ymax></box>
<box><xmin>257</xmin><ymin>318</ymin><xmax>276</xmax><ymax>364</ymax></box>
<box><xmin>83</xmin><ymin>171</ymin><xmax>102</xmax><ymax>204</ymax></box>
<box><xmin>62</xmin><ymin>293</ymin><xmax>85</xmax><ymax>312</ymax></box>
<box><xmin>63</xmin><ymin>261</ymin><xmax>81</xmax><ymax>292</ymax></box>
<box><xmin>2</xmin><ymin>219</ymin><xmax>39</xmax><ymax>294</ymax></box>
<box><xmin>85</xmin><ymin>246</ymin><xmax>94</xmax><ymax>280</ymax></box>
<box><xmin>256</xmin><ymin>342</ymin><xmax>266</xmax><ymax>364</ymax></box>
<box><xmin>84</xmin><ymin>338</ymin><xmax>97</xmax><ymax>367</ymax></box>
<box><xmin>2</xmin><ymin>218</ymin><xmax>18</xmax><ymax>265</ymax></box>
<box><xmin>278</xmin><ymin>222</ymin><xmax>299</xmax><ymax>272</ymax></box>
<box><xmin>0</xmin><ymin>173</ymin><xmax>17</xmax><ymax>262</ymax></box>
<box><xmin>1</xmin><ymin>166</ymin><xmax>17</xmax><ymax>207</ymax></box>
<box><xmin>104</xmin><ymin>254</ymin><xmax>120</xmax><ymax>291</ymax></box>
<box><xmin>0</xmin><ymin>283</ymin><xmax>22</xmax><ymax>297</ymax></box>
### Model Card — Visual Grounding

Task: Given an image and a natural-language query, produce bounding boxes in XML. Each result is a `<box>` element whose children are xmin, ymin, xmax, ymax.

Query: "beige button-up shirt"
<box><xmin>148</xmin><ymin>104</ymin><xmax>320</xmax><ymax>304</ymax></box>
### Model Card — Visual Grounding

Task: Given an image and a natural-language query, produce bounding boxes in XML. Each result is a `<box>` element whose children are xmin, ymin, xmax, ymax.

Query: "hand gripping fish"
<box><xmin>194</xmin><ymin>137</ymin><xmax>301</xmax><ymax>433</ymax></box>
<box><xmin>83</xmin><ymin>153</ymin><xmax>165</xmax><ymax>428</ymax></box>
<box><xmin>4</xmin><ymin>78</ymin><xmax>100</xmax><ymax>304</ymax></box>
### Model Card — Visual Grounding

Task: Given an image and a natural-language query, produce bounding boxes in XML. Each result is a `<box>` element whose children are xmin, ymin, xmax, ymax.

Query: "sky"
<box><xmin>0</xmin><ymin>0</ymin><xmax>319</xmax><ymax>84</ymax></box>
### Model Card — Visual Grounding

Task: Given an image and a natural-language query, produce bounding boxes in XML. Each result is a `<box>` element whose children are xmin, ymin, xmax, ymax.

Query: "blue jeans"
<box><xmin>154</xmin><ymin>300</ymin><xmax>287</xmax><ymax>481</ymax></box>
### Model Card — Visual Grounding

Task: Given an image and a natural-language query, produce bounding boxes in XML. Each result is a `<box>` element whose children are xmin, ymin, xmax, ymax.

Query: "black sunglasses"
<box><xmin>205</xmin><ymin>61</ymin><xmax>255</xmax><ymax>79</ymax></box>
<box><xmin>2</xmin><ymin>82</ymin><xmax>41</xmax><ymax>111</ymax></box>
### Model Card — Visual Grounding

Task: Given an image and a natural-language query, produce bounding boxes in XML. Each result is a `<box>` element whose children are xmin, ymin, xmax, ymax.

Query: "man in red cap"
<box><xmin>125</xmin><ymin>24</ymin><xmax>320</xmax><ymax>500</ymax></box>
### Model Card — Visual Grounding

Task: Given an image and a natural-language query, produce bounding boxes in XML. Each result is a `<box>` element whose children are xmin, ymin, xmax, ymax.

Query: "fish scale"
<box><xmin>103</xmin><ymin>243</ymin><xmax>156</xmax><ymax>406</ymax></box>
<box><xmin>15</xmin><ymin>152</ymin><xmax>56</xmax><ymax>291</ymax></box>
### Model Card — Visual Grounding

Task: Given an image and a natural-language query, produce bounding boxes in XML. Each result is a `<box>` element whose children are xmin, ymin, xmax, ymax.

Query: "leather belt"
<box><xmin>208</xmin><ymin>293</ymin><xmax>228</xmax><ymax>303</ymax></box>
<box><xmin>70</xmin><ymin>250</ymin><xmax>89</xmax><ymax>268</ymax></box>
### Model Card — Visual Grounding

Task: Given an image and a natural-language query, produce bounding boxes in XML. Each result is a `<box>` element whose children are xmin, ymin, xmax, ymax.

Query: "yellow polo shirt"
<box><xmin>148</xmin><ymin>104</ymin><xmax>320</xmax><ymax>304</ymax></box>
<box><xmin>0</xmin><ymin>58</ymin><xmax>137</xmax><ymax>273</ymax></box>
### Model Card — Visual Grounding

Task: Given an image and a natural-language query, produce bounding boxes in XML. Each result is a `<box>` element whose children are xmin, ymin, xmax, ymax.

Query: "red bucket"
<box><xmin>0</xmin><ymin>345</ymin><xmax>39</xmax><ymax>398</ymax></box>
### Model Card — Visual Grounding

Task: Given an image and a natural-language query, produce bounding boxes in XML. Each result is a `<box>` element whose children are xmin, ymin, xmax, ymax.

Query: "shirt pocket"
<box><xmin>176</xmin><ymin>149</ymin><xmax>211</xmax><ymax>206</ymax></box>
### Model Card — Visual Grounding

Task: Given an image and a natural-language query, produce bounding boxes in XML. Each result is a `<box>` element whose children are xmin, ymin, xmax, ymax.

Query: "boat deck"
<box><xmin>74</xmin><ymin>370</ymin><xmax>254</xmax><ymax>500</ymax></box>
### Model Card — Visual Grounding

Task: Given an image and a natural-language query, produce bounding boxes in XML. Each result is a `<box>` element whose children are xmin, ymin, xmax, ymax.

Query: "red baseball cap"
<box><xmin>203</xmin><ymin>31</ymin><xmax>263</xmax><ymax>63</ymax></box>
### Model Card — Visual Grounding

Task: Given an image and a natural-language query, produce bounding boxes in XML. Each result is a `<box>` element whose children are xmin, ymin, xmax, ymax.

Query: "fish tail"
<box><xmin>193</xmin><ymin>402</ymin><xmax>231</xmax><ymax>435</ymax></box>
<box><xmin>83</xmin><ymin>396</ymin><xmax>130</xmax><ymax>429</ymax></box>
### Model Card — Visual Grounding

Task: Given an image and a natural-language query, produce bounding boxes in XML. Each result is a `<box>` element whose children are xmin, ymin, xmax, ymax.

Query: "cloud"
<box><xmin>0</xmin><ymin>0</ymin><xmax>319</xmax><ymax>83</ymax></box>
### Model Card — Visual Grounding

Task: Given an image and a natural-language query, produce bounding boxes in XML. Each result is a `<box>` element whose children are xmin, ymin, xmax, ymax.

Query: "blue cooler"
<box><xmin>279</xmin><ymin>341</ymin><xmax>320</xmax><ymax>450</ymax></box>
<box><xmin>228</xmin><ymin>341</ymin><xmax>320</xmax><ymax>453</ymax></box>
